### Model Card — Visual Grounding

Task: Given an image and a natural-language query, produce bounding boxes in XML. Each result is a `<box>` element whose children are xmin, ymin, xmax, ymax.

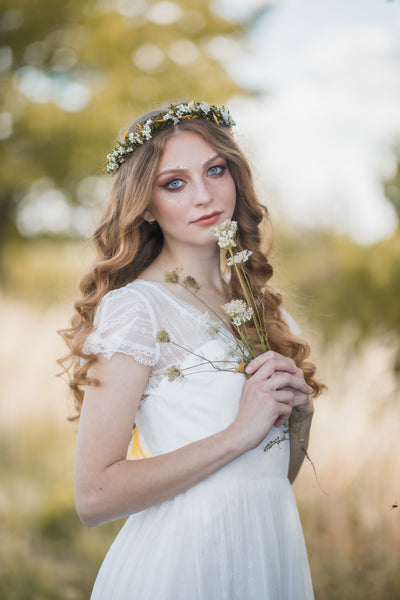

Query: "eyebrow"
<box><xmin>157</xmin><ymin>153</ymin><xmax>222</xmax><ymax>178</ymax></box>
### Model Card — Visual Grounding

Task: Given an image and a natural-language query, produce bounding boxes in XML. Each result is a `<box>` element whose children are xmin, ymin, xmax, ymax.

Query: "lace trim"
<box><xmin>85</xmin><ymin>338</ymin><xmax>156</xmax><ymax>366</ymax></box>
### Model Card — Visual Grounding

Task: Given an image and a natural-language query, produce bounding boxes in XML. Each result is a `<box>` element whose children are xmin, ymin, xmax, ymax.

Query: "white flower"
<box><xmin>227</xmin><ymin>249</ymin><xmax>252</xmax><ymax>266</ymax></box>
<box><xmin>143</xmin><ymin>120</ymin><xmax>152</xmax><ymax>140</ymax></box>
<box><xmin>222</xmin><ymin>299</ymin><xmax>254</xmax><ymax>327</ymax></box>
<box><xmin>211</xmin><ymin>219</ymin><xmax>238</xmax><ymax>249</ymax></box>
<box><xmin>106</xmin><ymin>102</ymin><xmax>235</xmax><ymax>174</ymax></box>
<box><xmin>220</xmin><ymin>107</ymin><xmax>233</xmax><ymax>125</ymax></box>
<box><xmin>177</xmin><ymin>103</ymin><xmax>190</xmax><ymax>114</ymax></box>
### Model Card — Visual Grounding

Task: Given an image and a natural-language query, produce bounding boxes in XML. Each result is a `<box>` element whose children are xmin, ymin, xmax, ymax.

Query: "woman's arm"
<box><xmin>288</xmin><ymin>401</ymin><xmax>314</xmax><ymax>483</ymax></box>
<box><xmin>74</xmin><ymin>353</ymin><xmax>241</xmax><ymax>526</ymax></box>
<box><xmin>74</xmin><ymin>351</ymin><xmax>310</xmax><ymax>527</ymax></box>
<box><xmin>245</xmin><ymin>353</ymin><xmax>315</xmax><ymax>483</ymax></box>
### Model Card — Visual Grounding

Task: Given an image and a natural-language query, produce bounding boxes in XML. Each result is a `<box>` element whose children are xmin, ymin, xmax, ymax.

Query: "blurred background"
<box><xmin>1</xmin><ymin>0</ymin><xmax>399</xmax><ymax>598</ymax></box>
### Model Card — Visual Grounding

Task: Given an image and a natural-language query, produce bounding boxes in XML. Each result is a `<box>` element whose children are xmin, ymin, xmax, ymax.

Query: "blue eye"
<box><xmin>208</xmin><ymin>165</ymin><xmax>224</xmax><ymax>176</ymax></box>
<box><xmin>166</xmin><ymin>178</ymin><xmax>183</xmax><ymax>190</ymax></box>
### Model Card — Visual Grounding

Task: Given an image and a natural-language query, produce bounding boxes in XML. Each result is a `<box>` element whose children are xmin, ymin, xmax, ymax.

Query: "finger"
<box><xmin>273</xmin><ymin>403</ymin><xmax>293</xmax><ymax>428</ymax></box>
<box><xmin>246</xmin><ymin>353</ymin><xmax>298</xmax><ymax>379</ymax></box>
<box><xmin>285</xmin><ymin>388</ymin><xmax>313</xmax><ymax>411</ymax></box>
<box><xmin>273</xmin><ymin>416</ymin><xmax>289</xmax><ymax>428</ymax></box>
<box><xmin>246</xmin><ymin>351</ymin><xmax>297</xmax><ymax>375</ymax></box>
<box><xmin>267</xmin><ymin>372</ymin><xmax>313</xmax><ymax>395</ymax></box>
<box><xmin>272</xmin><ymin>389</ymin><xmax>295</xmax><ymax>404</ymax></box>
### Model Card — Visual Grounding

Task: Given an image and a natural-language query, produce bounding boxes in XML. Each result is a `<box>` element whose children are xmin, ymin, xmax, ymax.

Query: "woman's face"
<box><xmin>146</xmin><ymin>130</ymin><xmax>236</xmax><ymax>250</ymax></box>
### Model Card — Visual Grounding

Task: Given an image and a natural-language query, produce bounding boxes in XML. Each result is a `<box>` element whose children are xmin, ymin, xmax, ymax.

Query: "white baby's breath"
<box><xmin>211</xmin><ymin>219</ymin><xmax>238</xmax><ymax>249</ymax></box>
<box><xmin>227</xmin><ymin>249</ymin><xmax>252</xmax><ymax>266</ymax></box>
<box><xmin>106</xmin><ymin>102</ymin><xmax>235</xmax><ymax>174</ymax></box>
<box><xmin>222</xmin><ymin>299</ymin><xmax>254</xmax><ymax>327</ymax></box>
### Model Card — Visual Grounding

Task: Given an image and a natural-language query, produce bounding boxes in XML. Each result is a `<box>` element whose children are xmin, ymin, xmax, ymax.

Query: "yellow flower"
<box><xmin>164</xmin><ymin>270</ymin><xmax>179</xmax><ymax>284</ymax></box>
<box><xmin>235</xmin><ymin>361</ymin><xmax>246</xmax><ymax>373</ymax></box>
<box><xmin>156</xmin><ymin>329</ymin><xmax>170</xmax><ymax>343</ymax></box>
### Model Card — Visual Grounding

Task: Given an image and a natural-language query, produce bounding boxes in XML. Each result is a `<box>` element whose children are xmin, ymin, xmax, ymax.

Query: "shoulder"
<box><xmin>95</xmin><ymin>280</ymin><xmax>160</xmax><ymax>327</ymax></box>
<box><xmin>84</xmin><ymin>280</ymin><xmax>162</xmax><ymax>364</ymax></box>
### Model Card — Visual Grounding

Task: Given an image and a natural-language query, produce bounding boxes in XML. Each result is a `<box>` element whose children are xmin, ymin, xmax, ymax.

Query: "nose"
<box><xmin>192</xmin><ymin>176</ymin><xmax>213</xmax><ymax>206</ymax></box>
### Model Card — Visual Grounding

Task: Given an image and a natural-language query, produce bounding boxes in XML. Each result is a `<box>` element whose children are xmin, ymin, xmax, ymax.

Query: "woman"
<box><xmin>60</xmin><ymin>101</ymin><xmax>323</xmax><ymax>599</ymax></box>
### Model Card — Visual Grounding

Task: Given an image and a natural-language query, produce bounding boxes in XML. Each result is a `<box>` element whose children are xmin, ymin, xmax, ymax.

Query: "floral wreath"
<box><xmin>106</xmin><ymin>101</ymin><xmax>235</xmax><ymax>174</ymax></box>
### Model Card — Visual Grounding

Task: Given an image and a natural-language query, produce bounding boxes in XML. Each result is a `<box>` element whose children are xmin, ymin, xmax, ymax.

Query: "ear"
<box><xmin>143</xmin><ymin>209</ymin><xmax>156</xmax><ymax>223</ymax></box>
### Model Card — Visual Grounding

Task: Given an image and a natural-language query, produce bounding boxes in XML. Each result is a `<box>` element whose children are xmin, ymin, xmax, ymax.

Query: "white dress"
<box><xmin>84</xmin><ymin>279</ymin><xmax>314</xmax><ymax>600</ymax></box>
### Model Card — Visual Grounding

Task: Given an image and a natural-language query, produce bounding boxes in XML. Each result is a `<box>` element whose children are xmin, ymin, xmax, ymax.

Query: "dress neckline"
<box><xmin>132</xmin><ymin>279</ymin><xmax>233</xmax><ymax>335</ymax></box>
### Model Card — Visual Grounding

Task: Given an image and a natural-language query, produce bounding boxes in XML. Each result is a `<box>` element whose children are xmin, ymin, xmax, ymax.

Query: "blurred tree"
<box><xmin>0</xmin><ymin>0</ymin><xmax>268</xmax><ymax>254</ymax></box>
<box><xmin>275</xmin><ymin>227</ymin><xmax>400</xmax><ymax>343</ymax></box>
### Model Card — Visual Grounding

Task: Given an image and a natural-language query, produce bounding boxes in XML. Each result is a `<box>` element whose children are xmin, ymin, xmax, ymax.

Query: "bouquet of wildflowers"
<box><xmin>156</xmin><ymin>221</ymin><xmax>319</xmax><ymax>465</ymax></box>
<box><xmin>157</xmin><ymin>219</ymin><xmax>271</xmax><ymax>377</ymax></box>
<box><xmin>213</xmin><ymin>220</ymin><xmax>271</xmax><ymax>364</ymax></box>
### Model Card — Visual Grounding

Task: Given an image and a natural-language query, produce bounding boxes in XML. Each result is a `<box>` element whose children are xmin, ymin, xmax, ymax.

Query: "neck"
<box><xmin>153</xmin><ymin>241</ymin><xmax>225</xmax><ymax>293</ymax></box>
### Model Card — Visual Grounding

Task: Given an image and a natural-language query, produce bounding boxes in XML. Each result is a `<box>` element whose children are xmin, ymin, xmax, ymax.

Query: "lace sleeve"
<box><xmin>83</xmin><ymin>287</ymin><xmax>160</xmax><ymax>366</ymax></box>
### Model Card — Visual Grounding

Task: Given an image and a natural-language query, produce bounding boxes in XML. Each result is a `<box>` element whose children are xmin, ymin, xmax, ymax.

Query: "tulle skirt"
<box><xmin>90</xmin><ymin>473</ymin><xmax>314</xmax><ymax>600</ymax></box>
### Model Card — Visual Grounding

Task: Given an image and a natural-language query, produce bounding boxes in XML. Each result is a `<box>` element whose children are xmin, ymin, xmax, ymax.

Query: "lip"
<box><xmin>192</xmin><ymin>211</ymin><xmax>222</xmax><ymax>225</ymax></box>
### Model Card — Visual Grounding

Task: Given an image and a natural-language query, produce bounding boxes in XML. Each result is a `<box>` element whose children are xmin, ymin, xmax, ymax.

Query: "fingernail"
<box><xmin>245</xmin><ymin>364</ymin><xmax>253</xmax><ymax>374</ymax></box>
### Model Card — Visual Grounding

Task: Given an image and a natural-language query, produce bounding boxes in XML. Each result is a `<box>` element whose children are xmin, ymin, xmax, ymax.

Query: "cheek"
<box><xmin>151</xmin><ymin>195</ymin><xmax>187</xmax><ymax>223</ymax></box>
<box><xmin>219</xmin><ymin>174</ymin><xmax>236</xmax><ymax>205</ymax></box>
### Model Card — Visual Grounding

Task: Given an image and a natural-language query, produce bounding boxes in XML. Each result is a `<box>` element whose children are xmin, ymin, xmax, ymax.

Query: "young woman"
<box><xmin>60</xmin><ymin>101</ymin><xmax>323</xmax><ymax>599</ymax></box>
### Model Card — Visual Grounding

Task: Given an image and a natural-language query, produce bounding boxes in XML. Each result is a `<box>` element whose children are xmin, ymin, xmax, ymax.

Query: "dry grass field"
<box><xmin>0</xmin><ymin>294</ymin><xmax>399</xmax><ymax>599</ymax></box>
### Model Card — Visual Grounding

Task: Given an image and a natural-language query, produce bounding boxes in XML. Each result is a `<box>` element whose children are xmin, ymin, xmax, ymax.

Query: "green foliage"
<box><xmin>0</xmin><ymin>0</ymin><xmax>258</xmax><ymax>242</ymax></box>
<box><xmin>274</xmin><ymin>226</ymin><xmax>400</xmax><ymax>342</ymax></box>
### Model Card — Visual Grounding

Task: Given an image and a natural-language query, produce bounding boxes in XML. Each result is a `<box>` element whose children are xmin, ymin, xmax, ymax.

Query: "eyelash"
<box><xmin>163</xmin><ymin>164</ymin><xmax>226</xmax><ymax>191</ymax></box>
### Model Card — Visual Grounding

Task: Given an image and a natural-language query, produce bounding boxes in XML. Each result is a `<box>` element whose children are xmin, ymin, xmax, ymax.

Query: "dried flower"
<box><xmin>164</xmin><ymin>270</ymin><xmax>180</xmax><ymax>284</ymax></box>
<box><xmin>156</xmin><ymin>329</ymin><xmax>170</xmax><ymax>343</ymax></box>
<box><xmin>165</xmin><ymin>365</ymin><xmax>184</xmax><ymax>381</ymax></box>
<box><xmin>183</xmin><ymin>275</ymin><xmax>200</xmax><ymax>291</ymax></box>
<box><xmin>235</xmin><ymin>361</ymin><xmax>247</xmax><ymax>373</ymax></box>
<box><xmin>211</xmin><ymin>219</ymin><xmax>238</xmax><ymax>249</ymax></box>
<box><xmin>222</xmin><ymin>299</ymin><xmax>254</xmax><ymax>327</ymax></box>
<box><xmin>227</xmin><ymin>249</ymin><xmax>252</xmax><ymax>266</ymax></box>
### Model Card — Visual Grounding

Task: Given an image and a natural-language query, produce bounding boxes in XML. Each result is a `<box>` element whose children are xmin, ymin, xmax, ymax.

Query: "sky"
<box><xmin>222</xmin><ymin>0</ymin><xmax>400</xmax><ymax>244</ymax></box>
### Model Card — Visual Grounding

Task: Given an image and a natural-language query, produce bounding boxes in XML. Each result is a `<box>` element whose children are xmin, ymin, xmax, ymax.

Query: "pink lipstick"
<box><xmin>192</xmin><ymin>211</ymin><xmax>222</xmax><ymax>226</ymax></box>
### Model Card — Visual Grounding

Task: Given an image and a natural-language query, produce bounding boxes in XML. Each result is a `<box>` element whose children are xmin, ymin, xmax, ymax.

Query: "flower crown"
<box><xmin>106</xmin><ymin>101</ymin><xmax>235</xmax><ymax>174</ymax></box>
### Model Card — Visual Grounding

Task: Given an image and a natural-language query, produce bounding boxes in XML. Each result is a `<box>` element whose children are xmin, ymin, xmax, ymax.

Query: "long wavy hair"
<box><xmin>59</xmin><ymin>103</ymin><xmax>324</xmax><ymax>418</ymax></box>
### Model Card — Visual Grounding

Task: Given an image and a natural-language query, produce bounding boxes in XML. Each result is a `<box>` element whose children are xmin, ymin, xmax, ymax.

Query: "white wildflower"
<box><xmin>106</xmin><ymin>102</ymin><xmax>235</xmax><ymax>174</ymax></box>
<box><xmin>227</xmin><ymin>249</ymin><xmax>252</xmax><ymax>266</ymax></box>
<box><xmin>177</xmin><ymin>103</ymin><xmax>190</xmax><ymax>114</ymax></box>
<box><xmin>222</xmin><ymin>299</ymin><xmax>254</xmax><ymax>327</ymax></box>
<box><xmin>211</xmin><ymin>219</ymin><xmax>238</xmax><ymax>249</ymax></box>
<box><xmin>220</xmin><ymin>107</ymin><xmax>234</xmax><ymax>126</ymax></box>
<box><xmin>143</xmin><ymin>120</ymin><xmax>152</xmax><ymax>140</ymax></box>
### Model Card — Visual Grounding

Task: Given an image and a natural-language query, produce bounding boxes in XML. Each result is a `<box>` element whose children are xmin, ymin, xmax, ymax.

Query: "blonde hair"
<box><xmin>59</xmin><ymin>104</ymin><xmax>324</xmax><ymax>418</ymax></box>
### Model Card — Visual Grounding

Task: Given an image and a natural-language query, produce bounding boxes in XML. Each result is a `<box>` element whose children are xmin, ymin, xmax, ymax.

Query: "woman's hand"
<box><xmin>229</xmin><ymin>351</ymin><xmax>313</xmax><ymax>452</ymax></box>
<box><xmin>248</xmin><ymin>351</ymin><xmax>314</xmax><ymax>417</ymax></box>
